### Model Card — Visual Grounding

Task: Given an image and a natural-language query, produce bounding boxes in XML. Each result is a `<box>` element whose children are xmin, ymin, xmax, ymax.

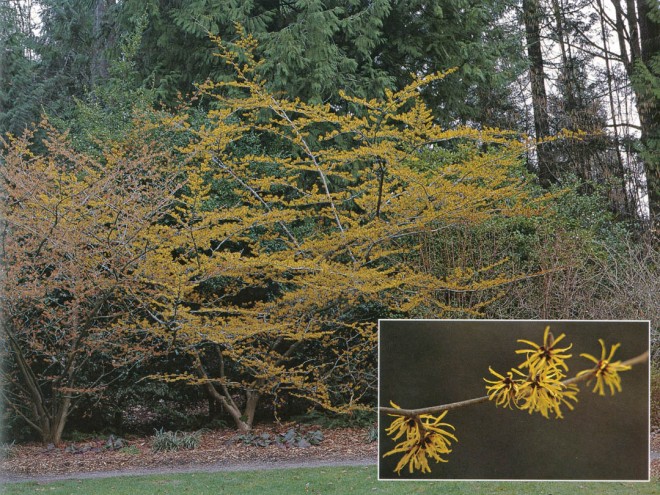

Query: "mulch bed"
<box><xmin>0</xmin><ymin>425</ymin><xmax>376</xmax><ymax>481</ymax></box>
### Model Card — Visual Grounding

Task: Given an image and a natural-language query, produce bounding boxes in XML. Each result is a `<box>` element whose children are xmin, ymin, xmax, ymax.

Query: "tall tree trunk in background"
<box><xmin>551</xmin><ymin>0</ymin><xmax>575</xmax><ymax>110</ymax></box>
<box><xmin>597</xmin><ymin>0</ymin><xmax>633</xmax><ymax>216</ymax></box>
<box><xmin>635</xmin><ymin>0</ymin><xmax>659</xmax><ymax>224</ymax></box>
<box><xmin>523</xmin><ymin>0</ymin><xmax>556</xmax><ymax>187</ymax></box>
<box><xmin>551</xmin><ymin>0</ymin><xmax>633</xmax><ymax>217</ymax></box>
<box><xmin>611</xmin><ymin>0</ymin><xmax>659</xmax><ymax>223</ymax></box>
<box><xmin>91</xmin><ymin>0</ymin><xmax>115</xmax><ymax>86</ymax></box>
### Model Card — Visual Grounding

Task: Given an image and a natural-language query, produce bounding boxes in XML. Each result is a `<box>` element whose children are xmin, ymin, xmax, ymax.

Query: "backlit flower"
<box><xmin>383</xmin><ymin>409</ymin><xmax>457</xmax><ymax>475</ymax></box>
<box><xmin>384</xmin><ymin>401</ymin><xmax>419</xmax><ymax>442</ymax></box>
<box><xmin>576</xmin><ymin>339</ymin><xmax>632</xmax><ymax>396</ymax></box>
<box><xmin>550</xmin><ymin>383</ymin><xmax>579</xmax><ymax>419</ymax></box>
<box><xmin>516</xmin><ymin>326</ymin><xmax>573</xmax><ymax>373</ymax></box>
<box><xmin>484</xmin><ymin>366</ymin><xmax>526</xmax><ymax>409</ymax></box>
<box><xmin>517</xmin><ymin>367</ymin><xmax>576</xmax><ymax>419</ymax></box>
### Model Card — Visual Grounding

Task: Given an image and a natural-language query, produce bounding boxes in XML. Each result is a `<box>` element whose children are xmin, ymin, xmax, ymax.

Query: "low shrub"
<box><xmin>118</xmin><ymin>445</ymin><xmax>141</xmax><ymax>455</ymax></box>
<box><xmin>0</xmin><ymin>441</ymin><xmax>16</xmax><ymax>459</ymax></box>
<box><xmin>292</xmin><ymin>409</ymin><xmax>376</xmax><ymax>429</ymax></box>
<box><xmin>151</xmin><ymin>428</ymin><xmax>202</xmax><ymax>452</ymax></box>
<box><xmin>63</xmin><ymin>435</ymin><xmax>127</xmax><ymax>454</ymax></box>
<box><xmin>364</xmin><ymin>426</ymin><xmax>378</xmax><ymax>443</ymax></box>
<box><xmin>236</xmin><ymin>427</ymin><xmax>323</xmax><ymax>448</ymax></box>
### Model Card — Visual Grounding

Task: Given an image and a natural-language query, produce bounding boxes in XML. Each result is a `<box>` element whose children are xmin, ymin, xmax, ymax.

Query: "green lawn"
<box><xmin>2</xmin><ymin>466</ymin><xmax>657</xmax><ymax>495</ymax></box>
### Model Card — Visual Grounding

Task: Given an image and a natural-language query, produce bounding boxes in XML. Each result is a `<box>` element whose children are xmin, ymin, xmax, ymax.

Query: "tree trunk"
<box><xmin>193</xmin><ymin>350</ymin><xmax>255</xmax><ymax>432</ymax></box>
<box><xmin>523</xmin><ymin>0</ymin><xmax>556</xmax><ymax>187</ymax></box>
<box><xmin>243</xmin><ymin>380</ymin><xmax>265</xmax><ymax>429</ymax></box>
<box><xmin>610</xmin><ymin>0</ymin><xmax>659</xmax><ymax>222</ymax></box>
<box><xmin>635</xmin><ymin>0</ymin><xmax>659</xmax><ymax>223</ymax></box>
<box><xmin>90</xmin><ymin>0</ymin><xmax>115</xmax><ymax>86</ymax></box>
<box><xmin>42</xmin><ymin>395</ymin><xmax>72</xmax><ymax>445</ymax></box>
<box><xmin>597</xmin><ymin>0</ymin><xmax>633</xmax><ymax>216</ymax></box>
<box><xmin>5</xmin><ymin>326</ymin><xmax>70</xmax><ymax>444</ymax></box>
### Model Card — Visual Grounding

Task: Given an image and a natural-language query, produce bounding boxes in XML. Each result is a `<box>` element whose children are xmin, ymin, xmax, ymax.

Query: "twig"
<box><xmin>379</xmin><ymin>351</ymin><xmax>649</xmax><ymax>417</ymax></box>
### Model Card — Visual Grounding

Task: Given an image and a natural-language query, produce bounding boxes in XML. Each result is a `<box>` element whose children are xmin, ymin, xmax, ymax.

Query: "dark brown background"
<box><xmin>378</xmin><ymin>320</ymin><xmax>649</xmax><ymax>480</ymax></box>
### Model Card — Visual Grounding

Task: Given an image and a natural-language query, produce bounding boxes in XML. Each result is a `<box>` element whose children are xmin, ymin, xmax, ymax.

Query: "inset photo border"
<box><xmin>378</xmin><ymin>320</ymin><xmax>650</xmax><ymax>481</ymax></box>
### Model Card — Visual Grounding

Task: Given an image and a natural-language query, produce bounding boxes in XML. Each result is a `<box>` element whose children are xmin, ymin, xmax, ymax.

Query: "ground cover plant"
<box><xmin>151</xmin><ymin>429</ymin><xmax>202</xmax><ymax>452</ymax></box>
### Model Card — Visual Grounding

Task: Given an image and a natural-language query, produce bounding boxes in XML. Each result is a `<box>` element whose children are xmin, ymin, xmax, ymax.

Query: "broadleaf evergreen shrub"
<box><xmin>151</xmin><ymin>428</ymin><xmax>202</xmax><ymax>452</ymax></box>
<box><xmin>0</xmin><ymin>441</ymin><xmax>16</xmax><ymax>459</ymax></box>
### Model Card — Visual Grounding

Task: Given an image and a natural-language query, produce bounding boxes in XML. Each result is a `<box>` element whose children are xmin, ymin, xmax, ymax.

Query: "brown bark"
<box><xmin>610</xmin><ymin>0</ymin><xmax>659</xmax><ymax>222</ymax></box>
<box><xmin>635</xmin><ymin>0</ymin><xmax>659</xmax><ymax>223</ymax></box>
<box><xmin>193</xmin><ymin>350</ymin><xmax>253</xmax><ymax>433</ymax></box>
<box><xmin>91</xmin><ymin>0</ymin><xmax>116</xmax><ymax>86</ymax></box>
<box><xmin>4</xmin><ymin>324</ymin><xmax>72</xmax><ymax>444</ymax></box>
<box><xmin>523</xmin><ymin>0</ymin><xmax>556</xmax><ymax>187</ymax></box>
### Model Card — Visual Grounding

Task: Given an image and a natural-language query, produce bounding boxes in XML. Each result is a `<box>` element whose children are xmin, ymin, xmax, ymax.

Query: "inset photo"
<box><xmin>378</xmin><ymin>320</ymin><xmax>650</xmax><ymax>481</ymax></box>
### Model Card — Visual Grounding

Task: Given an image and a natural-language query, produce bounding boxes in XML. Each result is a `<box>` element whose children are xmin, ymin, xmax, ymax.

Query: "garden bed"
<box><xmin>0</xmin><ymin>425</ymin><xmax>376</xmax><ymax>482</ymax></box>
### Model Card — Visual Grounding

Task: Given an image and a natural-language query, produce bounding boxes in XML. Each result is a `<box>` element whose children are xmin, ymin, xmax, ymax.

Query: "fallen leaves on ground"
<box><xmin>0</xmin><ymin>424</ymin><xmax>376</xmax><ymax>480</ymax></box>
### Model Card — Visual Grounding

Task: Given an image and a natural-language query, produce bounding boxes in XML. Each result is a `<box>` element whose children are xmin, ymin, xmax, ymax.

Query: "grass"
<box><xmin>2</xmin><ymin>466</ymin><xmax>657</xmax><ymax>495</ymax></box>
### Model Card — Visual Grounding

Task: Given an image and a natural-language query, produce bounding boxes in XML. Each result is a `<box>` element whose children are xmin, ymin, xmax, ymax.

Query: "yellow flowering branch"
<box><xmin>379</xmin><ymin>350</ymin><xmax>648</xmax><ymax>418</ymax></box>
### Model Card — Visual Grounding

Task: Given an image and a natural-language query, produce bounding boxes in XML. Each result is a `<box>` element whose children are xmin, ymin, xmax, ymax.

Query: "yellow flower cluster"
<box><xmin>485</xmin><ymin>326</ymin><xmax>578</xmax><ymax>419</ymax></box>
<box><xmin>485</xmin><ymin>326</ymin><xmax>632</xmax><ymax>419</ymax></box>
<box><xmin>576</xmin><ymin>339</ymin><xmax>632</xmax><ymax>395</ymax></box>
<box><xmin>383</xmin><ymin>403</ymin><xmax>457</xmax><ymax>475</ymax></box>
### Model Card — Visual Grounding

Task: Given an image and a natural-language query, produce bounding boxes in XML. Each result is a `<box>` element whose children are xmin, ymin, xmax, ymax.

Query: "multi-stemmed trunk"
<box><xmin>5</xmin><ymin>326</ymin><xmax>75</xmax><ymax>445</ymax></box>
<box><xmin>193</xmin><ymin>349</ymin><xmax>262</xmax><ymax>432</ymax></box>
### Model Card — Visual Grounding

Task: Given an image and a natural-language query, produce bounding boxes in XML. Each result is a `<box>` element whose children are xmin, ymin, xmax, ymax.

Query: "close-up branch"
<box><xmin>379</xmin><ymin>351</ymin><xmax>648</xmax><ymax>417</ymax></box>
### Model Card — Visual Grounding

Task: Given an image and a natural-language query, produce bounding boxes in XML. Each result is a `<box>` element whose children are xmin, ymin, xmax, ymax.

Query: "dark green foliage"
<box><xmin>112</xmin><ymin>0</ymin><xmax>523</xmax><ymax>125</ymax></box>
<box><xmin>0</xmin><ymin>0</ymin><xmax>150</xmax><ymax>138</ymax></box>
<box><xmin>115</xmin><ymin>0</ymin><xmax>393</xmax><ymax>105</ymax></box>
<box><xmin>376</xmin><ymin>0</ymin><xmax>525</xmax><ymax>126</ymax></box>
<box><xmin>63</xmin><ymin>435</ymin><xmax>127</xmax><ymax>454</ymax></box>
<box><xmin>292</xmin><ymin>409</ymin><xmax>376</xmax><ymax>429</ymax></box>
<box><xmin>0</xmin><ymin>1</ymin><xmax>42</xmax><ymax>134</ymax></box>
<box><xmin>2</xmin><ymin>0</ymin><xmax>525</xmax><ymax>133</ymax></box>
<box><xmin>151</xmin><ymin>428</ymin><xmax>202</xmax><ymax>452</ymax></box>
<box><xmin>47</xmin><ymin>12</ymin><xmax>157</xmax><ymax>154</ymax></box>
<box><xmin>0</xmin><ymin>440</ymin><xmax>16</xmax><ymax>459</ymax></box>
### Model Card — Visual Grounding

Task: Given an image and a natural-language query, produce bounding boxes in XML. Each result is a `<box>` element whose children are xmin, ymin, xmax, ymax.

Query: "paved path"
<box><xmin>3</xmin><ymin>453</ymin><xmax>660</xmax><ymax>484</ymax></box>
<box><xmin>0</xmin><ymin>459</ymin><xmax>374</xmax><ymax>484</ymax></box>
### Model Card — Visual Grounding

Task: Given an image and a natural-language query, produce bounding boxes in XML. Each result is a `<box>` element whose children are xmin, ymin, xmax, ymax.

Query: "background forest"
<box><xmin>0</xmin><ymin>0</ymin><xmax>658</xmax><ymax>446</ymax></box>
